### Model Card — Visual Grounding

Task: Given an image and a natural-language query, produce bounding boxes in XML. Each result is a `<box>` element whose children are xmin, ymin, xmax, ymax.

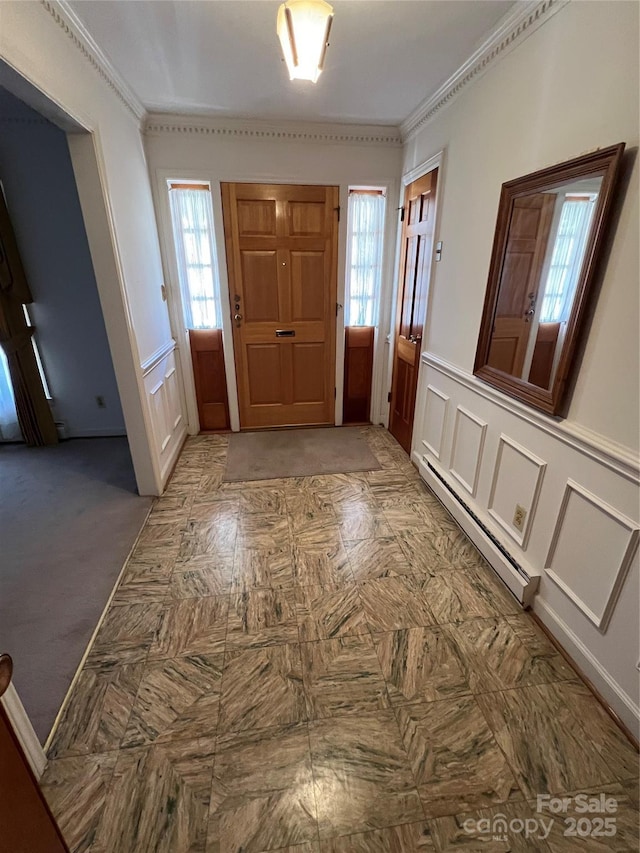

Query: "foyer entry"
<box><xmin>221</xmin><ymin>182</ymin><xmax>339</xmax><ymax>429</ymax></box>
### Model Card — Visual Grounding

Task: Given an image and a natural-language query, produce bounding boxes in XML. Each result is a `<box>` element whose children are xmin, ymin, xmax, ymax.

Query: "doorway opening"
<box><xmin>221</xmin><ymin>182</ymin><xmax>339</xmax><ymax>430</ymax></box>
<box><xmin>0</xmin><ymin>75</ymin><xmax>151</xmax><ymax>744</ymax></box>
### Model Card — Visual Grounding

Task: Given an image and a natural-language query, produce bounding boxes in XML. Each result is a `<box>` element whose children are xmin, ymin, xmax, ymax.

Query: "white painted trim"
<box><xmin>141</xmin><ymin>339</ymin><xmax>177</xmax><ymax>376</ymax></box>
<box><xmin>487</xmin><ymin>433</ymin><xmax>547</xmax><ymax>550</ymax></box>
<box><xmin>415</xmin><ymin>452</ymin><xmax>539</xmax><ymax>607</ymax></box>
<box><xmin>533</xmin><ymin>596</ymin><xmax>640</xmax><ymax>734</ymax></box>
<box><xmin>422</xmin><ymin>352</ymin><xmax>640</xmax><ymax>484</ymax></box>
<box><xmin>145</xmin><ymin>114</ymin><xmax>401</xmax><ymax>147</ymax></box>
<box><xmin>1</xmin><ymin>684</ymin><xmax>47</xmax><ymax>778</ymax></box>
<box><xmin>544</xmin><ymin>479</ymin><xmax>640</xmax><ymax>632</ymax></box>
<box><xmin>449</xmin><ymin>405</ymin><xmax>487</xmax><ymax>497</ymax></box>
<box><xmin>400</xmin><ymin>0</ymin><xmax>570</xmax><ymax>140</ymax></box>
<box><xmin>421</xmin><ymin>384</ymin><xmax>449</xmax><ymax>460</ymax></box>
<box><xmin>402</xmin><ymin>150</ymin><xmax>445</xmax><ymax>186</ymax></box>
<box><xmin>41</xmin><ymin>1</ymin><xmax>146</xmax><ymax>124</ymax></box>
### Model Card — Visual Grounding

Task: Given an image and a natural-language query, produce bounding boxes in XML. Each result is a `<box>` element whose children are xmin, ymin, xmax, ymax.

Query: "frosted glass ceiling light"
<box><xmin>277</xmin><ymin>0</ymin><xmax>334</xmax><ymax>83</ymax></box>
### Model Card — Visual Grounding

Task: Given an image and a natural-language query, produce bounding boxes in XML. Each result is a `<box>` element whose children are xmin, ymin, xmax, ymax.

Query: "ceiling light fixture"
<box><xmin>277</xmin><ymin>0</ymin><xmax>334</xmax><ymax>83</ymax></box>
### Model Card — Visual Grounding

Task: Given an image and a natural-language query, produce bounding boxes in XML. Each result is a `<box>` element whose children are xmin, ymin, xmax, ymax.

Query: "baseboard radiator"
<box><xmin>415</xmin><ymin>453</ymin><xmax>540</xmax><ymax>608</ymax></box>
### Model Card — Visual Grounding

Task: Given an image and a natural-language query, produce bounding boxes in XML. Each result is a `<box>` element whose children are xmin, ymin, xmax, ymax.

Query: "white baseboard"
<box><xmin>533</xmin><ymin>597</ymin><xmax>640</xmax><ymax>736</ymax></box>
<box><xmin>414</xmin><ymin>451</ymin><xmax>540</xmax><ymax>607</ymax></box>
<box><xmin>1</xmin><ymin>684</ymin><xmax>47</xmax><ymax>779</ymax></box>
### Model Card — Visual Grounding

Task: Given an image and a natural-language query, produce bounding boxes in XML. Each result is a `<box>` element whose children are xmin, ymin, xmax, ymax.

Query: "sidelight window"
<box><xmin>345</xmin><ymin>189</ymin><xmax>386</xmax><ymax>326</ymax></box>
<box><xmin>539</xmin><ymin>194</ymin><xmax>597</xmax><ymax>324</ymax></box>
<box><xmin>168</xmin><ymin>182</ymin><xmax>221</xmax><ymax>329</ymax></box>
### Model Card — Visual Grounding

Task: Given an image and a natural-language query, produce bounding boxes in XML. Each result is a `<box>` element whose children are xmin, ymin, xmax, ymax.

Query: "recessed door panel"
<box><xmin>291</xmin><ymin>251</ymin><xmax>325</xmax><ymax>321</ymax></box>
<box><xmin>288</xmin><ymin>201</ymin><xmax>325</xmax><ymax>236</ymax></box>
<box><xmin>292</xmin><ymin>342</ymin><xmax>325</xmax><ymax>403</ymax></box>
<box><xmin>241</xmin><ymin>251</ymin><xmax>279</xmax><ymax>322</ymax></box>
<box><xmin>222</xmin><ymin>183</ymin><xmax>338</xmax><ymax>428</ymax></box>
<box><xmin>246</xmin><ymin>344</ymin><xmax>283</xmax><ymax>405</ymax></box>
<box><xmin>236</xmin><ymin>199</ymin><xmax>277</xmax><ymax>237</ymax></box>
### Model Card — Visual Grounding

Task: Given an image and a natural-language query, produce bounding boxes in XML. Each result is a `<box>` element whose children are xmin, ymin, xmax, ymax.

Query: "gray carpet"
<box><xmin>0</xmin><ymin>437</ymin><xmax>152</xmax><ymax>743</ymax></box>
<box><xmin>223</xmin><ymin>427</ymin><xmax>382</xmax><ymax>481</ymax></box>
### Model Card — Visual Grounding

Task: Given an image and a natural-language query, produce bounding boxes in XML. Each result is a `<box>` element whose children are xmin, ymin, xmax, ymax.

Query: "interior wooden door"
<box><xmin>487</xmin><ymin>193</ymin><xmax>555</xmax><ymax>377</ymax></box>
<box><xmin>222</xmin><ymin>183</ymin><xmax>339</xmax><ymax>429</ymax></box>
<box><xmin>0</xmin><ymin>655</ymin><xmax>69</xmax><ymax>852</ymax></box>
<box><xmin>389</xmin><ymin>171</ymin><xmax>437</xmax><ymax>453</ymax></box>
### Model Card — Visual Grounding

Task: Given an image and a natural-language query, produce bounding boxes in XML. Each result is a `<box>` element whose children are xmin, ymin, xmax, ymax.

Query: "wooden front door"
<box><xmin>389</xmin><ymin>171</ymin><xmax>438</xmax><ymax>453</ymax></box>
<box><xmin>222</xmin><ymin>183</ymin><xmax>339</xmax><ymax>429</ymax></box>
<box><xmin>487</xmin><ymin>193</ymin><xmax>555</xmax><ymax>376</ymax></box>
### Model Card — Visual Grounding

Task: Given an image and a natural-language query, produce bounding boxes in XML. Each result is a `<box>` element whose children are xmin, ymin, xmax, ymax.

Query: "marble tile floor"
<box><xmin>40</xmin><ymin>427</ymin><xmax>639</xmax><ymax>852</ymax></box>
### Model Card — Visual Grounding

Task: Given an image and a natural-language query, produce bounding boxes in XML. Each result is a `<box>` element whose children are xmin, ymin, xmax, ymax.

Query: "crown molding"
<box><xmin>39</xmin><ymin>0</ymin><xmax>146</xmax><ymax>125</ymax></box>
<box><xmin>400</xmin><ymin>0</ymin><xmax>570</xmax><ymax>141</ymax></box>
<box><xmin>144</xmin><ymin>113</ymin><xmax>402</xmax><ymax>147</ymax></box>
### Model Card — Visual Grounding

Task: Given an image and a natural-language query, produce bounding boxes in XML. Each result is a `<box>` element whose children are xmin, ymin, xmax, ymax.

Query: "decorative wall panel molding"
<box><xmin>422</xmin><ymin>352</ymin><xmax>640</xmax><ymax>484</ymax></box>
<box><xmin>545</xmin><ymin>480</ymin><xmax>639</xmax><ymax>632</ymax></box>
<box><xmin>141</xmin><ymin>339</ymin><xmax>177</xmax><ymax>376</ymax></box>
<box><xmin>400</xmin><ymin>0</ymin><xmax>569</xmax><ymax>140</ymax></box>
<box><xmin>421</xmin><ymin>384</ymin><xmax>449</xmax><ymax>459</ymax></box>
<box><xmin>449</xmin><ymin>405</ymin><xmax>487</xmax><ymax>496</ymax></box>
<box><xmin>144</xmin><ymin>348</ymin><xmax>187</xmax><ymax>486</ymax></box>
<box><xmin>144</xmin><ymin>114</ymin><xmax>402</xmax><ymax>147</ymax></box>
<box><xmin>41</xmin><ymin>1</ymin><xmax>146</xmax><ymax>123</ymax></box>
<box><xmin>488</xmin><ymin>434</ymin><xmax>546</xmax><ymax>549</ymax></box>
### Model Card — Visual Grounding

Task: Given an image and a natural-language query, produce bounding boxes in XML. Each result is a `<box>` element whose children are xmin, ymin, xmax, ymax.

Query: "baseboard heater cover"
<box><xmin>417</xmin><ymin>454</ymin><xmax>540</xmax><ymax>608</ymax></box>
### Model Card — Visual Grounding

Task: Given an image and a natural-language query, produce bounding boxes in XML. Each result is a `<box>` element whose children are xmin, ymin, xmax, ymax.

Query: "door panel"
<box><xmin>342</xmin><ymin>326</ymin><xmax>375</xmax><ymax>424</ymax></box>
<box><xmin>223</xmin><ymin>183</ymin><xmax>338</xmax><ymax>429</ymax></box>
<box><xmin>389</xmin><ymin>171</ymin><xmax>438</xmax><ymax>453</ymax></box>
<box><xmin>241</xmin><ymin>252</ymin><xmax>280</xmax><ymax>321</ymax></box>
<box><xmin>189</xmin><ymin>329</ymin><xmax>230</xmax><ymax>431</ymax></box>
<box><xmin>237</xmin><ymin>199</ymin><xmax>277</xmax><ymax>236</ymax></box>
<box><xmin>246</xmin><ymin>345</ymin><xmax>284</xmax><ymax>404</ymax></box>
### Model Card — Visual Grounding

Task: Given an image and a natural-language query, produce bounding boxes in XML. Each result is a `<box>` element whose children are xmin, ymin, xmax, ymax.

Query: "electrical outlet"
<box><xmin>96</xmin><ymin>395</ymin><xmax>106</xmax><ymax>409</ymax></box>
<box><xmin>513</xmin><ymin>504</ymin><xmax>527</xmax><ymax>532</ymax></box>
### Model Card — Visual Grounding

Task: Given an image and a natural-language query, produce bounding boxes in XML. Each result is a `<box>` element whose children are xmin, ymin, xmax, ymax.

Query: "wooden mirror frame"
<box><xmin>474</xmin><ymin>143</ymin><xmax>625</xmax><ymax>415</ymax></box>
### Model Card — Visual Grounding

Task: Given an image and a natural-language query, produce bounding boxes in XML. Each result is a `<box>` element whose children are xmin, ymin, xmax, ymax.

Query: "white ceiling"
<box><xmin>68</xmin><ymin>0</ymin><xmax>514</xmax><ymax>126</ymax></box>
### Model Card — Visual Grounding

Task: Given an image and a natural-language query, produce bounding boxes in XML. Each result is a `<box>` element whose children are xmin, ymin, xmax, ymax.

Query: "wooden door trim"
<box><xmin>221</xmin><ymin>182</ymin><xmax>339</xmax><ymax>430</ymax></box>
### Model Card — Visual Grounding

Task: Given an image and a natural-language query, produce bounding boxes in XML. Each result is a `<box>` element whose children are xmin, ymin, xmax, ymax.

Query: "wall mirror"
<box><xmin>474</xmin><ymin>143</ymin><xmax>625</xmax><ymax>415</ymax></box>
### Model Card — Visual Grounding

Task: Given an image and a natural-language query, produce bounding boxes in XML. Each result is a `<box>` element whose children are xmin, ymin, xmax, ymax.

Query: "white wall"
<box><xmin>0</xmin><ymin>88</ymin><xmax>125</xmax><ymax>437</ymax></box>
<box><xmin>144</xmin><ymin>118</ymin><xmax>403</xmax><ymax>431</ymax></box>
<box><xmin>406</xmin><ymin>1</ymin><xmax>639</xmax><ymax>731</ymax></box>
<box><xmin>0</xmin><ymin>3</ymin><xmax>186</xmax><ymax>493</ymax></box>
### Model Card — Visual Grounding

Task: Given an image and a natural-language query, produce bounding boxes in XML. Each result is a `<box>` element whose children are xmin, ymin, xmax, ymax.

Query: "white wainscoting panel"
<box><xmin>412</xmin><ymin>352</ymin><xmax>640</xmax><ymax>733</ymax></box>
<box><xmin>143</xmin><ymin>344</ymin><xmax>187</xmax><ymax>487</ymax></box>
<box><xmin>449</xmin><ymin>405</ymin><xmax>487</xmax><ymax>496</ymax></box>
<box><xmin>545</xmin><ymin>480</ymin><xmax>639</xmax><ymax>632</ymax></box>
<box><xmin>488</xmin><ymin>434</ymin><xmax>546</xmax><ymax>549</ymax></box>
<box><xmin>421</xmin><ymin>385</ymin><xmax>449</xmax><ymax>460</ymax></box>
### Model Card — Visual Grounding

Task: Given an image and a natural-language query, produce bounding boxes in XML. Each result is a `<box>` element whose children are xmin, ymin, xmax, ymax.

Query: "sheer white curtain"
<box><xmin>169</xmin><ymin>187</ymin><xmax>221</xmax><ymax>329</ymax></box>
<box><xmin>0</xmin><ymin>347</ymin><xmax>20</xmax><ymax>441</ymax></box>
<box><xmin>346</xmin><ymin>192</ymin><xmax>386</xmax><ymax>326</ymax></box>
<box><xmin>540</xmin><ymin>197</ymin><xmax>596</xmax><ymax>323</ymax></box>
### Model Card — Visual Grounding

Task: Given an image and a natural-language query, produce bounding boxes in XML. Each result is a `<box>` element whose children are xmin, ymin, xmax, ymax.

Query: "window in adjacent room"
<box><xmin>168</xmin><ymin>182</ymin><xmax>221</xmax><ymax>329</ymax></box>
<box><xmin>345</xmin><ymin>188</ymin><xmax>386</xmax><ymax>327</ymax></box>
